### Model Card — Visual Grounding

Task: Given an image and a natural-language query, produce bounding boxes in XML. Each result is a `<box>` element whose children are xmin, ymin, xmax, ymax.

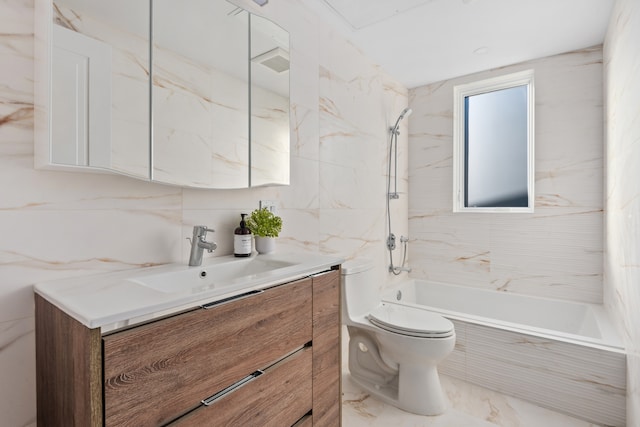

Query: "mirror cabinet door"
<box><xmin>250</xmin><ymin>14</ymin><xmax>290</xmax><ymax>187</ymax></box>
<box><xmin>49</xmin><ymin>0</ymin><xmax>150</xmax><ymax>179</ymax></box>
<box><xmin>39</xmin><ymin>0</ymin><xmax>290</xmax><ymax>189</ymax></box>
<box><xmin>151</xmin><ymin>0</ymin><xmax>250</xmax><ymax>188</ymax></box>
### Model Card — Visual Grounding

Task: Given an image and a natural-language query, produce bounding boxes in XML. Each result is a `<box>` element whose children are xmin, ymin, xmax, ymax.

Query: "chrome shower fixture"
<box><xmin>388</xmin><ymin>106</ymin><xmax>412</xmax><ymax>199</ymax></box>
<box><xmin>399</xmin><ymin>107</ymin><xmax>413</xmax><ymax>120</ymax></box>
<box><xmin>387</xmin><ymin>107</ymin><xmax>413</xmax><ymax>275</ymax></box>
<box><xmin>390</xmin><ymin>107</ymin><xmax>412</xmax><ymax>135</ymax></box>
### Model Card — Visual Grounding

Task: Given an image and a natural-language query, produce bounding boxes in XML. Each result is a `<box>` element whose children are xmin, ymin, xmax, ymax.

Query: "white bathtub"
<box><xmin>382</xmin><ymin>280</ymin><xmax>626</xmax><ymax>427</ymax></box>
<box><xmin>383</xmin><ymin>279</ymin><xmax>623</xmax><ymax>349</ymax></box>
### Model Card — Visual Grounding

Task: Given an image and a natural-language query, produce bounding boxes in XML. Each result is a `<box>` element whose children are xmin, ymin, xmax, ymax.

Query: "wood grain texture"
<box><xmin>171</xmin><ymin>347</ymin><xmax>313</xmax><ymax>426</ymax></box>
<box><xmin>292</xmin><ymin>415</ymin><xmax>313</xmax><ymax>427</ymax></box>
<box><xmin>311</xmin><ymin>268</ymin><xmax>342</xmax><ymax>427</ymax></box>
<box><xmin>102</xmin><ymin>278</ymin><xmax>313</xmax><ymax>426</ymax></box>
<box><xmin>35</xmin><ymin>294</ymin><xmax>102</xmax><ymax>427</ymax></box>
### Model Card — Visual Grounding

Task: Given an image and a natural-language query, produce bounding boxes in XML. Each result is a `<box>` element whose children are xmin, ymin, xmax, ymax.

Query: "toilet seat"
<box><xmin>367</xmin><ymin>303</ymin><xmax>454</xmax><ymax>338</ymax></box>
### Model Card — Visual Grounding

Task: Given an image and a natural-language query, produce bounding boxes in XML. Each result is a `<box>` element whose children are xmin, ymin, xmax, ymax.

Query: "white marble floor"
<box><xmin>341</xmin><ymin>374</ymin><xmax>603</xmax><ymax>427</ymax></box>
<box><xmin>341</xmin><ymin>328</ymin><xmax>601</xmax><ymax>427</ymax></box>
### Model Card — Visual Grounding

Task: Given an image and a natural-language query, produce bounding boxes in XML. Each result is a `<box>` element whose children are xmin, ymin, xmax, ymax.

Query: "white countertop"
<box><xmin>34</xmin><ymin>252</ymin><xmax>343</xmax><ymax>331</ymax></box>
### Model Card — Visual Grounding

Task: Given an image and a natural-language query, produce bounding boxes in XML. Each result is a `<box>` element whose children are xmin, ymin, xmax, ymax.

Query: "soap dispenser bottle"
<box><xmin>234</xmin><ymin>213</ymin><xmax>252</xmax><ymax>257</ymax></box>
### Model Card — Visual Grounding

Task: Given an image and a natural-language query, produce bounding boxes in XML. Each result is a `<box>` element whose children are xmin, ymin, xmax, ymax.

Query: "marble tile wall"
<box><xmin>0</xmin><ymin>0</ymin><xmax>408</xmax><ymax>424</ymax></box>
<box><xmin>603</xmin><ymin>0</ymin><xmax>640</xmax><ymax>424</ymax></box>
<box><xmin>408</xmin><ymin>48</ymin><xmax>605</xmax><ymax>304</ymax></box>
<box><xmin>317</xmin><ymin>29</ymin><xmax>411</xmax><ymax>293</ymax></box>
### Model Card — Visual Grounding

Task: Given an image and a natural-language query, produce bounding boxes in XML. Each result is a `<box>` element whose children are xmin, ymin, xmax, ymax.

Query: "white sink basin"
<box><xmin>128</xmin><ymin>256</ymin><xmax>296</xmax><ymax>294</ymax></box>
<box><xmin>35</xmin><ymin>251</ymin><xmax>344</xmax><ymax>329</ymax></box>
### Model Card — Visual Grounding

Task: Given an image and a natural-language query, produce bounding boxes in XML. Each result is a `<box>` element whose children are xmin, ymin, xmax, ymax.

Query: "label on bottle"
<box><xmin>234</xmin><ymin>234</ymin><xmax>252</xmax><ymax>256</ymax></box>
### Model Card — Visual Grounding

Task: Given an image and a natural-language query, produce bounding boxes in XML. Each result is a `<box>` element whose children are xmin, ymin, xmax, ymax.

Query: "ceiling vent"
<box><xmin>252</xmin><ymin>47</ymin><xmax>289</xmax><ymax>73</ymax></box>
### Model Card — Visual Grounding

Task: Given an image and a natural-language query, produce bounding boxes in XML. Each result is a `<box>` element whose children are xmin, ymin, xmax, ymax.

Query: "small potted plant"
<box><xmin>246</xmin><ymin>207</ymin><xmax>283</xmax><ymax>254</ymax></box>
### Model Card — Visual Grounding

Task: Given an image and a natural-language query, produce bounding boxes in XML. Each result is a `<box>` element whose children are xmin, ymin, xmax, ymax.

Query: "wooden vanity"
<box><xmin>35</xmin><ymin>265</ymin><xmax>341</xmax><ymax>426</ymax></box>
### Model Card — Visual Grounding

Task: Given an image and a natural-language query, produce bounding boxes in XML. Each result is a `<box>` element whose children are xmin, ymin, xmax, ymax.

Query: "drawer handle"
<box><xmin>201</xmin><ymin>370</ymin><xmax>264</xmax><ymax>406</ymax></box>
<box><xmin>201</xmin><ymin>289</ymin><xmax>264</xmax><ymax>309</ymax></box>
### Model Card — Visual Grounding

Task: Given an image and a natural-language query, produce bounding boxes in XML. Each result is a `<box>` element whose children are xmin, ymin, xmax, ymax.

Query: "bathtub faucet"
<box><xmin>388</xmin><ymin>234</ymin><xmax>411</xmax><ymax>275</ymax></box>
<box><xmin>389</xmin><ymin>265</ymin><xmax>412</xmax><ymax>273</ymax></box>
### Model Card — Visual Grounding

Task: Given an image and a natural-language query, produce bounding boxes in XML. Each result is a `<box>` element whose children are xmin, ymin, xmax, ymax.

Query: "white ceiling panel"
<box><xmin>306</xmin><ymin>0</ymin><xmax>615</xmax><ymax>88</ymax></box>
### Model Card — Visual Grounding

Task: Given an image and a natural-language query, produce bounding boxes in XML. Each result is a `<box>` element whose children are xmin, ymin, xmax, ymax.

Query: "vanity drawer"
<box><xmin>171</xmin><ymin>347</ymin><xmax>313</xmax><ymax>426</ymax></box>
<box><xmin>103</xmin><ymin>278</ymin><xmax>313</xmax><ymax>426</ymax></box>
<box><xmin>293</xmin><ymin>415</ymin><xmax>314</xmax><ymax>427</ymax></box>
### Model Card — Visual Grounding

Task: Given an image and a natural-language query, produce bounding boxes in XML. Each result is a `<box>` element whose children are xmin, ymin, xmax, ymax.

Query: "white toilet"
<box><xmin>341</xmin><ymin>259</ymin><xmax>455</xmax><ymax>416</ymax></box>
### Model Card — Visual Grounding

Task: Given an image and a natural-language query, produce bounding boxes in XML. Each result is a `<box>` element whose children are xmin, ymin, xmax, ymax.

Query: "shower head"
<box><xmin>391</xmin><ymin>107</ymin><xmax>413</xmax><ymax>135</ymax></box>
<box><xmin>399</xmin><ymin>107</ymin><xmax>413</xmax><ymax>120</ymax></box>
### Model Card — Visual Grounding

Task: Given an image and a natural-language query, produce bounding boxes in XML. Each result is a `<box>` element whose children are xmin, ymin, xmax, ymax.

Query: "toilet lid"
<box><xmin>368</xmin><ymin>303</ymin><xmax>454</xmax><ymax>338</ymax></box>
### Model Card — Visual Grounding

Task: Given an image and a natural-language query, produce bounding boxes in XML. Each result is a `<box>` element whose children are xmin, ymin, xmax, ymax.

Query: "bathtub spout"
<box><xmin>390</xmin><ymin>265</ymin><xmax>412</xmax><ymax>274</ymax></box>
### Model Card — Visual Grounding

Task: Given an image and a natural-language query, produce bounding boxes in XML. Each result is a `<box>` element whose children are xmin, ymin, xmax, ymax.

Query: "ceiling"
<box><xmin>303</xmin><ymin>0</ymin><xmax>615</xmax><ymax>88</ymax></box>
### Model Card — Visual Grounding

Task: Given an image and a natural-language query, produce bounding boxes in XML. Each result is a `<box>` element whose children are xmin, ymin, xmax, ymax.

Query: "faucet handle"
<box><xmin>193</xmin><ymin>225</ymin><xmax>215</xmax><ymax>237</ymax></box>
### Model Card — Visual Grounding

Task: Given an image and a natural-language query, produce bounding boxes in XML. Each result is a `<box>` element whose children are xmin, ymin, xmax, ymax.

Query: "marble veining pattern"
<box><xmin>341</xmin><ymin>327</ymin><xmax>603</xmax><ymax>427</ymax></box>
<box><xmin>603</xmin><ymin>0</ymin><xmax>640</xmax><ymax>424</ymax></box>
<box><xmin>1</xmin><ymin>0</ymin><xmax>636</xmax><ymax>425</ymax></box>
<box><xmin>1</xmin><ymin>0</ymin><xmax>410</xmax><ymax>423</ymax></box>
<box><xmin>408</xmin><ymin>47</ymin><xmax>605</xmax><ymax>304</ymax></box>
<box><xmin>342</xmin><ymin>376</ymin><xmax>603</xmax><ymax>427</ymax></box>
<box><xmin>0</xmin><ymin>317</ymin><xmax>35</xmax><ymax>427</ymax></box>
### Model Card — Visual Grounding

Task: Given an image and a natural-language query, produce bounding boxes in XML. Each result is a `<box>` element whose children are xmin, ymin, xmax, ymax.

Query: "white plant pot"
<box><xmin>255</xmin><ymin>236</ymin><xmax>276</xmax><ymax>254</ymax></box>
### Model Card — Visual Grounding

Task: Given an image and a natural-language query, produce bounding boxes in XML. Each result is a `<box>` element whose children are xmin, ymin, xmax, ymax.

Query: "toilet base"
<box><xmin>349</xmin><ymin>362</ymin><xmax>448</xmax><ymax>416</ymax></box>
<box><xmin>398</xmin><ymin>362</ymin><xmax>447</xmax><ymax>415</ymax></box>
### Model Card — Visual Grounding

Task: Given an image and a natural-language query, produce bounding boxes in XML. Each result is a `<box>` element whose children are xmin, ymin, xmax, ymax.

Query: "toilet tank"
<box><xmin>341</xmin><ymin>258</ymin><xmax>381</xmax><ymax>320</ymax></box>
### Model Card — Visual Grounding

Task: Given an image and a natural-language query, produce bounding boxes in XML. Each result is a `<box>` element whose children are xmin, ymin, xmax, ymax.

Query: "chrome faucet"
<box><xmin>389</xmin><ymin>265</ymin><xmax>412</xmax><ymax>273</ymax></box>
<box><xmin>187</xmin><ymin>225</ymin><xmax>217</xmax><ymax>266</ymax></box>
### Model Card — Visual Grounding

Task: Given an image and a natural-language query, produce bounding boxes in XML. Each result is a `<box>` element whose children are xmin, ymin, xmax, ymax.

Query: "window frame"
<box><xmin>452</xmin><ymin>69</ymin><xmax>535</xmax><ymax>213</ymax></box>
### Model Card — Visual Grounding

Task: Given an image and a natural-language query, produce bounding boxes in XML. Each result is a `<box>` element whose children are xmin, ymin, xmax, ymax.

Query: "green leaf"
<box><xmin>246</xmin><ymin>208</ymin><xmax>283</xmax><ymax>237</ymax></box>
